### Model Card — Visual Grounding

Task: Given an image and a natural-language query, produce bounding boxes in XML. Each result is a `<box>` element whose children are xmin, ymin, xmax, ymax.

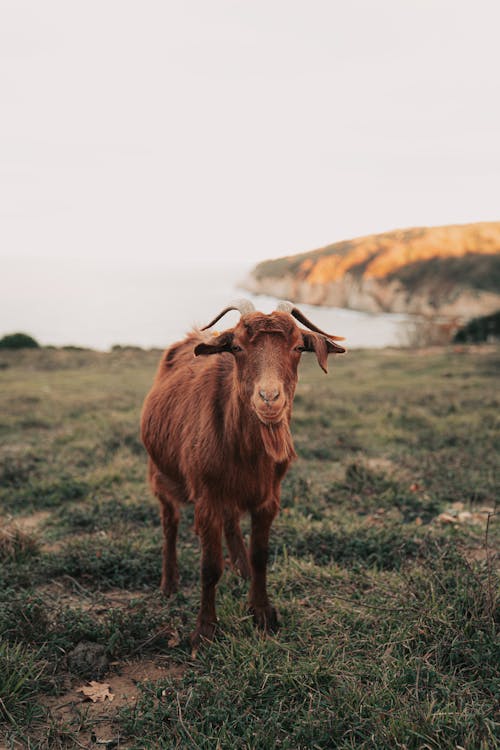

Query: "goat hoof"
<box><xmin>249</xmin><ymin>604</ymin><xmax>279</xmax><ymax>632</ymax></box>
<box><xmin>190</xmin><ymin>620</ymin><xmax>217</xmax><ymax>652</ymax></box>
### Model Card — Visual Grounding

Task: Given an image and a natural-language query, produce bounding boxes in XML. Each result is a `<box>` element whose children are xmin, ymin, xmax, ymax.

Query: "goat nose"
<box><xmin>258</xmin><ymin>388</ymin><xmax>280</xmax><ymax>403</ymax></box>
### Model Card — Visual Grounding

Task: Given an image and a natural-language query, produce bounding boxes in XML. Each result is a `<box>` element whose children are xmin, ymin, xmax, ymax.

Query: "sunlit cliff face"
<box><xmin>299</xmin><ymin>223</ymin><xmax>500</xmax><ymax>284</ymax></box>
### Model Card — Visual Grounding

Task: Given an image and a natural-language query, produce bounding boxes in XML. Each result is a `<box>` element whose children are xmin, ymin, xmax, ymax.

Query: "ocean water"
<box><xmin>1</xmin><ymin>256</ymin><xmax>411</xmax><ymax>350</ymax></box>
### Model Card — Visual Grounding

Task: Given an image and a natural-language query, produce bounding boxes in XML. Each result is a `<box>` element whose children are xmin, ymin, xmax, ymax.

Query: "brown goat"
<box><xmin>140</xmin><ymin>300</ymin><xmax>345</xmax><ymax>648</ymax></box>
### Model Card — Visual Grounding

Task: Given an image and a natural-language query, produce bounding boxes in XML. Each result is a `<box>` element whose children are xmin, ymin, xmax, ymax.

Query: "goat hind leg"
<box><xmin>224</xmin><ymin>514</ymin><xmax>251</xmax><ymax>579</ymax></box>
<box><xmin>159</xmin><ymin>500</ymin><xmax>180</xmax><ymax>596</ymax></box>
<box><xmin>148</xmin><ymin>460</ymin><xmax>182</xmax><ymax>596</ymax></box>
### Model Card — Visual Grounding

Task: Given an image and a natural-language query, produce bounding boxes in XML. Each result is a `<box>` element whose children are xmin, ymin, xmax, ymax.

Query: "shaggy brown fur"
<box><xmin>141</xmin><ymin>308</ymin><xmax>345</xmax><ymax>648</ymax></box>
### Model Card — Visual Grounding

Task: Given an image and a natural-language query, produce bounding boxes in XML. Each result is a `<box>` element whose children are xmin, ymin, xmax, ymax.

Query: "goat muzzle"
<box><xmin>258</xmin><ymin>388</ymin><xmax>280</xmax><ymax>404</ymax></box>
<box><xmin>252</xmin><ymin>384</ymin><xmax>286</xmax><ymax>425</ymax></box>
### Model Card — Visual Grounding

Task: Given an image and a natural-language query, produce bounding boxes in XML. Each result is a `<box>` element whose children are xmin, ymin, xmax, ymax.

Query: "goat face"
<box><xmin>194</xmin><ymin>311</ymin><xmax>344</xmax><ymax>426</ymax></box>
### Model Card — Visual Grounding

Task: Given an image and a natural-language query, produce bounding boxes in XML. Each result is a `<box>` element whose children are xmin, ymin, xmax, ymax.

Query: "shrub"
<box><xmin>0</xmin><ymin>332</ymin><xmax>39</xmax><ymax>349</ymax></box>
<box><xmin>0</xmin><ymin>526</ymin><xmax>40</xmax><ymax>564</ymax></box>
<box><xmin>453</xmin><ymin>310</ymin><xmax>500</xmax><ymax>343</ymax></box>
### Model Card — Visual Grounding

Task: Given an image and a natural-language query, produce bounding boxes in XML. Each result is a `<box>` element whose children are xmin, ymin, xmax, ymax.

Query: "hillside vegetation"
<box><xmin>0</xmin><ymin>345</ymin><xmax>498</xmax><ymax>749</ymax></box>
<box><xmin>244</xmin><ymin>221</ymin><xmax>500</xmax><ymax>319</ymax></box>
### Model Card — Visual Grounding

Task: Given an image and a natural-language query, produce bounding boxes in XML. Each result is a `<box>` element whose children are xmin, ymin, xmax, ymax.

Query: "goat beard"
<box><xmin>259</xmin><ymin>420</ymin><xmax>297</xmax><ymax>463</ymax></box>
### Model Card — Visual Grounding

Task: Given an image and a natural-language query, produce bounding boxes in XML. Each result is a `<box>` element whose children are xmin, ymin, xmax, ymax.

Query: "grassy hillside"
<box><xmin>386</xmin><ymin>251</ymin><xmax>500</xmax><ymax>295</ymax></box>
<box><xmin>0</xmin><ymin>346</ymin><xmax>499</xmax><ymax>749</ymax></box>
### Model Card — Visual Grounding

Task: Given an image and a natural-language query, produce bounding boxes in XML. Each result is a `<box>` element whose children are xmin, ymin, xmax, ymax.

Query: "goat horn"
<box><xmin>201</xmin><ymin>299</ymin><xmax>256</xmax><ymax>330</ymax></box>
<box><xmin>276</xmin><ymin>300</ymin><xmax>346</xmax><ymax>341</ymax></box>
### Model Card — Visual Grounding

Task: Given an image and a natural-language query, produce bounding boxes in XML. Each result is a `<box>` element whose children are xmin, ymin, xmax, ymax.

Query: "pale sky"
<box><xmin>1</xmin><ymin>0</ymin><xmax>499</xmax><ymax>267</ymax></box>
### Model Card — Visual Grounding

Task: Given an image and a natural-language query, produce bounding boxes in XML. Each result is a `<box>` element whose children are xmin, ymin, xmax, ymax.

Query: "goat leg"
<box><xmin>248</xmin><ymin>500</ymin><xmax>279</xmax><ymax>632</ymax></box>
<box><xmin>159</xmin><ymin>501</ymin><xmax>180</xmax><ymax>596</ymax></box>
<box><xmin>223</xmin><ymin>514</ymin><xmax>251</xmax><ymax>579</ymax></box>
<box><xmin>191</xmin><ymin>503</ymin><xmax>223</xmax><ymax>649</ymax></box>
<box><xmin>148</xmin><ymin>461</ymin><xmax>181</xmax><ymax>596</ymax></box>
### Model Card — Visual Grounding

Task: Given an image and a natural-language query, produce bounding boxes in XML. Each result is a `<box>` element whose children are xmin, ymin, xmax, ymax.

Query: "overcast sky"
<box><xmin>1</xmin><ymin>0</ymin><xmax>499</xmax><ymax>267</ymax></box>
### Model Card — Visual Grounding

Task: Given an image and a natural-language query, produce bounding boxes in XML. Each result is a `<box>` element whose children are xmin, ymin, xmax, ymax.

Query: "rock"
<box><xmin>67</xmin><ymin>641</ymin><xmax>109</xmax><ymax>680</ymax></box>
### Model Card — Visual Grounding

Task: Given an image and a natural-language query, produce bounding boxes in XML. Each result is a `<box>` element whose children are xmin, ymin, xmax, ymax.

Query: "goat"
<box><xmin>140</xmin><ymin>300</ymin><xmax>345</xmax><ymax>648</ymax></box>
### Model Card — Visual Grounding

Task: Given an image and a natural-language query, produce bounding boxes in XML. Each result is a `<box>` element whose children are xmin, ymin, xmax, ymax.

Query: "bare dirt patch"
<box><xmin>7</xmin><ymin>510</ymin><xmax>52</xmax><ymax>533</ymax></box>
<box><xmin>41</xmin><ymin>658</ymin><xmax>184</xmax><ymax>748</ymax></box>
<box><xmin>462</xmin><ymin>547</ymin><xmax>491</xmax><ymax>563</ymax></box>
<box><xmin>364</xmin><ymin>456</ymin><xmax>399</xmax><ymax>475</ymax></box>
<box><xmin>36</xmin><ymin>582</ymin><xmax>149</xmax><ymax>616</ymax></box>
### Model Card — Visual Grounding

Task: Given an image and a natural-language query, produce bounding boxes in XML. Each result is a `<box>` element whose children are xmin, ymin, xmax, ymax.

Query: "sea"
<box><xmin>0</xmin><ymin>256</ymin><xmax>412</xmax><ymax>350</ymax></box>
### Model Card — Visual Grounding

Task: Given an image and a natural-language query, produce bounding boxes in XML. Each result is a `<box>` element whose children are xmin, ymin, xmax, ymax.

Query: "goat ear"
<box><xmin>301</xmin><ymin>333</ymin><xmax>346</xmax><ymax>373</ymax></box>
<box><xmin>194</xmin><ymin>331</ymin><xmax>234</xmax><ymax>356</ymax></box>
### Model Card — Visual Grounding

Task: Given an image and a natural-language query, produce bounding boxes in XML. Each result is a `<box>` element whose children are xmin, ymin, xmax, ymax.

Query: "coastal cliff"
<box><xmin>243</xmin><ymin>222</ymin><xmax>500</xmax><ymax>319</ymax></box>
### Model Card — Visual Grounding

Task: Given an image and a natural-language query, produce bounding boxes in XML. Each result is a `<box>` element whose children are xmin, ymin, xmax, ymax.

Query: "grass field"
<box><xmin>0</xmin><ymin>344</ymin><xmax>498</xmax><ymax>749</ymax></box>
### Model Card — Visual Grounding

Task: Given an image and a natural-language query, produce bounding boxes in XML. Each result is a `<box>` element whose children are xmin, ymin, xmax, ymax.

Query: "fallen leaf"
<box><xmin>76</xmin><ymin>681</ymin><xmax>114</xmax><ymax>703</ymax></box>
<box><xmin>437</xmin><ymin>512</ymin><xmax>456</xmax><ymax>524</ymax></box>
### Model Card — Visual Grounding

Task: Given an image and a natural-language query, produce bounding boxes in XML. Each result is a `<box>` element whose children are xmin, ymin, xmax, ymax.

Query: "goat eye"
<box><xmin>295</xmin><ymin>345</ymin><xmax>306</xmax><ymax>352</ymax></box>
<box><xmin>231</xmin><ymin>344</ymin><xmax>242</xmax><ymax>353</ymax></box>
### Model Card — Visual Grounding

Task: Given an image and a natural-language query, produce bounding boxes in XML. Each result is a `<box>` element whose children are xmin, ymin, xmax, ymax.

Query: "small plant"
<box><xmin>0</xmin><ymin>526</ymin><xmax>40</xmax><ymax>563</ymax></box>
<box><xmin>0</xmin><ymin>332</ymin><xmax>39</xmax><ymax>349</ymax></box>
<box><xmin>0</xmin><ymin>642</ymin><xmax>46</xmax><ymax>726</ymax></box>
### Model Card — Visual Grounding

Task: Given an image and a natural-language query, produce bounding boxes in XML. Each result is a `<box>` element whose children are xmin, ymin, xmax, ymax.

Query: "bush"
<box><xmin>453</xmin><ymin>310</ymin><xmax>500</xmax><ymax>343</ymax></box>
<box><xmin>0</xmin><ymin>332</ymin><xmax>39</xmax><ymax>349</ymax></box>
<box><xmin>402</xmin><ymin>316</ymin><xmax>459</xmax><ymax>347</ymax></box>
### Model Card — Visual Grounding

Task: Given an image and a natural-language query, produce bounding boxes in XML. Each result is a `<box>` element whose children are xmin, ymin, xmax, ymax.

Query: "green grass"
<box><xmin>0</xmin><ymin>345</ymin><xmax>498</xmax><ymax>748</ymax></box>
<box><xmin>0</xmin><ymin>642</ymin><xmax>47</xmax><ymax>728</ymax></box>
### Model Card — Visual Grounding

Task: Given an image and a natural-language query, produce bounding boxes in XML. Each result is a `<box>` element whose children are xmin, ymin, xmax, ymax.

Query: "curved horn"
<box><xmin>276</xmin><ymin>300</ymin><xmax>345</xmax><ymax>341</ymax></box>
<box><xmin>201</xmin><ymin>299</ymin><xmax>256</xmax><ymax>330</ymax></box>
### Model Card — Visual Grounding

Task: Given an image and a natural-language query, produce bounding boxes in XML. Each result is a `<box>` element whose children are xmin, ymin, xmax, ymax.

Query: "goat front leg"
<box><xmin>191</xmin><ymin>502</ymin><xmax>223</xmax><ymax>650</ymax></box>
<box><xmin>248</xmin><ymin>500</ymin><xmax>279</xmax><ymax>632</ymax></box>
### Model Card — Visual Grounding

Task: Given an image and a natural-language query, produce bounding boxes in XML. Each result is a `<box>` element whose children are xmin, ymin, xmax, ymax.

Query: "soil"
<box><xmin>8</xmin><ymin>510</ymin><xmax>51</xmax><ymax>532</ymax></box>
<box><xmin>40</xmin><ymin>657</ymin><xmax>184</xmax><ymax>748</ymax></box>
